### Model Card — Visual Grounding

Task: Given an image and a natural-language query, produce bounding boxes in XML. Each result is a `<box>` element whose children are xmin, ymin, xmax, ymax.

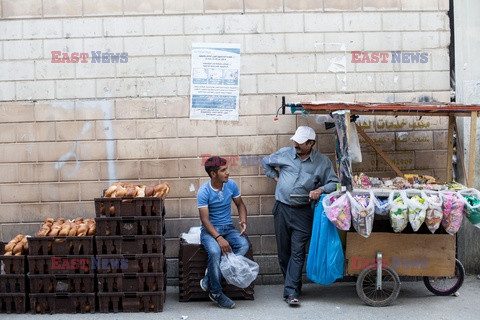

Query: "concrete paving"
<box><xmin>3</xmin><ymin>276</ymin><xmax>480</xmax><ymax>320</ymax></box>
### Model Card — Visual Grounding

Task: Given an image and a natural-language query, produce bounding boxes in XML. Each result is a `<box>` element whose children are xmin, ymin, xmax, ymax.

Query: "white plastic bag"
<box><xmin>349</xmin><ymin>123</ymin><xmax>362</xmax><ymax>163</ymax></box>
<box><xmin>405</xmin><ymin>190</ymin><xmax>427</xmax><ymax>232</ymax></box>
<box><xmin>389</xmin><ymin>191</ymin><xmax>408</xmax><ymax>233</ymax></box>
<box><xmin>220</xmin><ymin>252</ymin><xmax>259</xmax><ymax>288</ymax></box>
<box><xmin>440</xmin><ymin>190</ymin><xmax>464</xmax><ymax>235</ymax></box>
<box><xmin>347</xmin><ymin>191</ymin><xmax>374</xmax><ymax>238</ymax></box>
<box><xmin>373</xmin><ymin>194</ymin><xmax>390</xmax><ymax>216</ymax></box>
<box><xmin>422</xmin><ymin>191</ymin><xmax>443</xmax><ymax>233</ymax></box>
<box><xmin>458</xmin><ymin>188</ymin><xmax>480</xmax><ymax>228</ymax></box>
<box><xmin>180</xmin><ymin>226</ymin><xmax>202</xmax><ymax>244</ymax></box>
<box><xmin>322</xmin><ymin>191</ymin><xmax>351</xmax><ymax>230</ymax></box>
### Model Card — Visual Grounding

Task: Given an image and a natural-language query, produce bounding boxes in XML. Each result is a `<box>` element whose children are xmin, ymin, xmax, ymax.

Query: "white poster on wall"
<box><xmin>189</xmin><ymin>43</ymin><xmax>240</xmax><ymax>121</ymax></box>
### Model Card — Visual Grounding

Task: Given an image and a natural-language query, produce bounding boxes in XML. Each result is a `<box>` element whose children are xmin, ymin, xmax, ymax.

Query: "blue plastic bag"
<box><xmin>306</xmin><ymin>195</ymin><xmax>344</xmax><ymax>285</ymax></box>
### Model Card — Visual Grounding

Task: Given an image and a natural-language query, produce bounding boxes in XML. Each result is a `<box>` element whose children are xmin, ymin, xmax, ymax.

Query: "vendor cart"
<box><xmin>345</xmin><ymin>231</ymin><xmax>464</xmax><ymax>307</ymax></box>
<box><xmin>283</xmin><ymin>99</ymin><xmax>480</xmax><ymax>306</ymax></box>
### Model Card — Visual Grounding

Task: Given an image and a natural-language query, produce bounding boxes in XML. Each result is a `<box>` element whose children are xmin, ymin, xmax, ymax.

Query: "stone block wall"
<box><xmin>0</xmin><ymin>0</ymin><xmax>451</xmax><ymax>284</ymax></box>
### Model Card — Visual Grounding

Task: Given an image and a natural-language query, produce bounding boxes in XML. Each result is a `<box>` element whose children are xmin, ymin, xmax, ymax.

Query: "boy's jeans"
<box><xmin>200</xmin><ymin>225</ymin><xmax>249</xmax><ymax>294</ymax></box>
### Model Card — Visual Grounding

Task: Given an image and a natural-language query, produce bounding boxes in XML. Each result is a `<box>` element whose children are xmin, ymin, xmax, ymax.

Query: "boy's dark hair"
<box><xmin>205</xmin><ymin>156</ymin><xmax>227</xmax><ymax>178</ymax></box>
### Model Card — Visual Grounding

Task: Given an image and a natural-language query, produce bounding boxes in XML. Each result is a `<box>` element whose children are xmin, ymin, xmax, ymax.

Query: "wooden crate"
<box><xmin>345</xmin><ymin>232</ymin><xmax>455</xmax><ymax>277</ymax></box>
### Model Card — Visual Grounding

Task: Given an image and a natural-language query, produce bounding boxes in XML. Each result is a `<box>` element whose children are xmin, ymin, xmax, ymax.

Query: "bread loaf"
<box><xmin>136</xmin><ymin>186</ymin><xmax>146</xmax><ymax>197</ymax></box>
<box><xmin>154</xmin><ymin>182</ymin><xmax>170</xmax><ymax>199</ymax></box>
<box><xmin>105</xmin><ymin>185</ymin><xmax>117</xmax><ymax>197</ymax></box>
<box><xmin>145</xmin><ymin>185</ymin><xmax>154</xmax><ymax>197</ymax></box>
<box><xmin>87</xmin><ymin>225</ymin><xmax>96</xmax><ymax>236</ymax></box>
<box><xmin>13</xmin><ymin>242</ymin><xmax>24</xmax><ymax>255</ymax></box>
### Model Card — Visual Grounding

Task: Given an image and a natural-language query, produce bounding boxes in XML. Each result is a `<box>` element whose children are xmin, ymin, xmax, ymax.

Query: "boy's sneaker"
<box><xmin>199</xmin><ymin>268</ymin><xmax>208</xmax><ymax>292</ymax></box>
<box><xmin>209</xmin><ymin>292</ymin><xmax>235</xmax><ymax>309</ymax></box>
<box><xmin>200</xmin><ymin>276</ymin><xmax>208</xmax><ymax>292</ymax></box>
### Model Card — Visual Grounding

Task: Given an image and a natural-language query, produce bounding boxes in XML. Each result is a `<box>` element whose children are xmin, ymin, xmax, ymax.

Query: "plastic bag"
<box><xmin>322</xmin><ymin>191</ymin><xmax>351</xmax><ymax>230</ymax></box>
<box><xmin>440</xmin><ymin>191</ymin><xmax>464</xmax><ymax>235</ymax></box>
<box><xmin>373</xmin><ymin>194</ymin><xmax>390</xmax><ymax>216</ymax></box>
<box><xmin>405</xmin><ymin>190</ymin><xmax>427</xmax><ymax>232</ymax></box>
<box><xmin>422</xmin><ymin>191</ymin><xmax>443</xmax><ymax>233</ymax></box>
<box><xmin>180</xmin><ymin>226</ymin><xmax>201</xmax><ymax>244</ymax></box>
<box><xmin>389</xmin><ymin>191</ymin><xmax>408</xmax><ymax>233</ymax></box>
<box><xmin>458</xmin><ymin>188</ymin><xmax>480</xmax><ymax>228</ymax></box>
<box><xmin>349</xmin><ymin>123</ymin><xmax>362</xmax><ymax>163</ymax></box>
<box><xmin>348</xmin><ymin>191</ymin><xmax>375</xmax><ymax>238</ymax></box>
<box><xmin>307</xmin><ymin>196</ymin><xmax>344</xmax><ymax>285</ymax></box>
<box><xmin>220</xmin><ymin>252</ymin><xmax>259</xmax><ymax>288</ymax></box>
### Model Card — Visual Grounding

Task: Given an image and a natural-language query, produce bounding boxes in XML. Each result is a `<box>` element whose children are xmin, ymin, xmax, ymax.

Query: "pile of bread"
<box><xmin>35</xmin><ymin>218</ymin><xmax>96</xmax><ymax>237</ymax></box>
<box><xmin>104</xmin><ymin>182</ymin><xmax>170</xmax><ymax>199</ymax></box>
<box><xmin>3</xmin><ymin>234</ymin><xmax>29</xmax><ymax>256</ymax></box>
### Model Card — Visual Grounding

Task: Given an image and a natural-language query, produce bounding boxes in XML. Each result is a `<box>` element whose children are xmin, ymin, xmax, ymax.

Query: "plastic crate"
<box><xmin>95</xmin><ymin>254</ymin><xmax>165</xmax><ymax>274</ymax></box>
<box><xmin>98</xmin><ymin>292</ymin><xmax>164</xmax><ymax>313</ymax></box>
<box><xmin>30</xmin><ymin>293</ymin><xmax>95</xmax><ymax>314</ymax></box>
<box><xmin>97</xmin><ymin>273</ymin><xmax>164</xmax><ymax>292</ymax></box>
<box><xmin>96</xmin><ymin>235</ymin><xmax>164</xmax><ymax>255</ymax></box>
<box><xmin>28</xmin><ymin>274</ymin><xmax>95</xmax><ymax>293</ymax></box>
<box><xmin>0</xmin><ymin>293</ymin><xmax>27</xmax><ymax>314</ymax></box>
<box><xmin>94</xmin><ymin>198</ymin><xmax>165</xmax><ymax>217</ymax></box>
<box><xmin>28</xmin><ymin>255</ymin><xmax>94</xmax><ymax>275</ymax></box>
<box><xmin>0</xmin><ymin>242</ymin><xmax>27</xmax><ymax>274</ymax></box>
<box><xmin>0</xmin><ymin>274</ymin><xmax>27</xmax><ymax>294</ymax></box>
<box><xmin>178</xmin><ymin>240</ymin><xmax>255</xmax><ymax>302</ymax></box>
<box><xmin>95</xmin><ymin>216</ymin><xmax>165</xmax><ymax>236</ymax></box>
<box><xmin>27</xmin><ymin>236</ymin><xmax>94</xmax><ymax>256</ymax></box>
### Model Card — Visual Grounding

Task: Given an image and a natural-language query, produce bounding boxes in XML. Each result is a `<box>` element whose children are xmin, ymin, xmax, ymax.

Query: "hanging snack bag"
<box><xmin>347</xmin><ymin>191</ymin><xmax>374</xmax><ymax>238</ymax></box>
<box><xmin>322</xmin><ymin>191</ymin><xmax>351</xmax><ymax>231</ymax></box>
<box><xmin>440</xmin><ymin>191</ymin><xmax>464</xmax><ymax>235</ymax></box>
<box><xmin>373</xmin><ymin>194</ymin><xmax>390</xmax><ymax>216</ymax></box>
<box><xmin>389</xmin><ymin>191</ymin><xmax>409</xmax><ymax>233</ymax></box>
<box><xmin>422</xmin><ymin>190</ymin><xmax>443</xmax><ymax>233</ymax></box>
<box><xmin>405</xmin><ymin>190</ymin><xmax>427</xmax><ymax>232</ymax></box>
<box><xmin>458</xmin><ymin>188</ymin><xmax>480</xmax><ymax>228</ymax></box>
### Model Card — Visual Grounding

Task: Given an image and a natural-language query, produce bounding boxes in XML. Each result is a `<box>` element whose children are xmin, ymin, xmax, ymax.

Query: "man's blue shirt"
<box><xmin>197</xmin><ymin>179</ymin><xmax>240</xmax><ymax>227</ymax></box>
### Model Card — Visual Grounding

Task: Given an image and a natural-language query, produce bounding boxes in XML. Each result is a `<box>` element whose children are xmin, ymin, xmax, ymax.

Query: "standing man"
<box><xmin>261</xmin><ymin>126</ymin><xmax>339</xmax><ymax>306</ymax></box>
<box><xmin>198</xmin><ymin>156</ymin><xmax>249</xmax><ymax>309</ymax></box>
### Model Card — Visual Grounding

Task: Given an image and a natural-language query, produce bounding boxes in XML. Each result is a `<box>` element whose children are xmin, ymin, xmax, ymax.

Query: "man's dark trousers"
<box><xmin>273</xmin><ymin>200</ymin><xmax>314</xmax><ymax>298</ymax></box>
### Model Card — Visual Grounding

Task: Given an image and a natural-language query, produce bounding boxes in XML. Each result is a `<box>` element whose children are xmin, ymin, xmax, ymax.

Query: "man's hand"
<box><xmin>274</xmin><ymin>177</ymin><xmax>279</xmax><ymax>182</ymax></box>
<box><xmin>239</xmin><ymin>221</ymin><xmax>247</xmax><ymax>236</ymax></box>
<box><xmin>217</xmin><ymin>236</ymin><xmax>231</xmax><ymax>255</ymax></box>
<box><xmin>309</xmin><ymin>188</ymin><xmax>323</xmax><ymax>201</ymax></box>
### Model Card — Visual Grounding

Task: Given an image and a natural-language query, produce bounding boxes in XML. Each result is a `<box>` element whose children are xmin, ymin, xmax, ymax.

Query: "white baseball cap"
<box><xmin>290</xmin><ymin>126</ymin><xmax>316</xmax><ymax>144</ymax></box>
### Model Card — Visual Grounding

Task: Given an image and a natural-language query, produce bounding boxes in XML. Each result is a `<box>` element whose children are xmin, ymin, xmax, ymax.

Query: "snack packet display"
<box><xmin>405</xmin><ymin>190</ymin><xmax>427</xmax><ymax>232</ymax></box>
<box><xmin>389</xmin><ymin>191</ymin><xmax>408</xmax><ymax>233</ymax></box>
<box><xmin>322</xmin><ymin>191</ymin><xmax>351</xmax><ymax>231</ymax></box>
<box><xmin>373</xmin><ymin>195</ymin><xmax>390</xmax><ymax>216</ymax></box>
<box><xmin>422</xmin><ymin>190</ymin><xmax>443</xmax><ymax>233</ymax></box>
<box><xmin>347</xmin><ymin>191</ymin><xmax>374</xmax><ymax>238</ymax></box>
<box><xmin>440</xmin><ymin>191</ymin><xmax>464</xmax><ymax>235</ymax></box>
<box><xmin>458</xmin><ymin>188</ymin><xmax>480</xmax><ymax>228</ymax></box>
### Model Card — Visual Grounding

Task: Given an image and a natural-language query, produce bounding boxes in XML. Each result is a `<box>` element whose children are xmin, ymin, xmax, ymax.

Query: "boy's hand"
<box><xmin>239</xmin><ymin>221</ymin><xmax>247</xmax><ymax>235</ymax></box>
<box><xmin>217</xmin><ymin>236</ymin><xmax>231</xmax><ymax>254</ymax></box>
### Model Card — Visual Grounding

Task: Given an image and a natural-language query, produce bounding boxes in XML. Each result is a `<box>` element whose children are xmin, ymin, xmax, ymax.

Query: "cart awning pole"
<box><xmin>467</xmin><ymin>111</ymin><xmax>478</xmax><ymax>187</ymax></box>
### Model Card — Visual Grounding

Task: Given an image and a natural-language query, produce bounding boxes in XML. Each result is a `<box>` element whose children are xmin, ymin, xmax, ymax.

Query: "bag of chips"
<box><xmin>422</xmin><ymin>190</ymin><xmax>443</xmax><ymax>233</ymax></box>
<box><xmin>405</xmin><ymin>190</ymin><xmax>427</xmax><ymax>232</ymax></box>
<box><xmin>347</xmin><ymin>191</ymin><xmax>375</xmax><ymax>238</ymax></box>
<box><xmin>322</xmin><ymin>191</ymin><xmax>351</xmax><ymax>231</ymax></box>
<box><xmin>458</xmin><ymin>188</ymin><xmax>480</xmax><ymax>228</ymax></box>
<box><xmin>389</xmin><ymin>191</ymin><xmax>408</xmax><ymax>233</ymax></box>
<box><xmin>440</xmin><ymin>191</ymin><xmax>464</xmax><ymax>235</ymax></box>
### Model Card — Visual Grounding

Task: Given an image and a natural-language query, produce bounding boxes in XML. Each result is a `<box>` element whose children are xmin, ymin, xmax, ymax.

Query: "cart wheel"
<box><xmin>356</xmin><ymin>264</ymin><xmax>401</xmax><ymax>307</ymax></box>
<box><xmin>423</xmin><ymin>259</ymin><xmax>465</xmax><ymax>296</ymax></box>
